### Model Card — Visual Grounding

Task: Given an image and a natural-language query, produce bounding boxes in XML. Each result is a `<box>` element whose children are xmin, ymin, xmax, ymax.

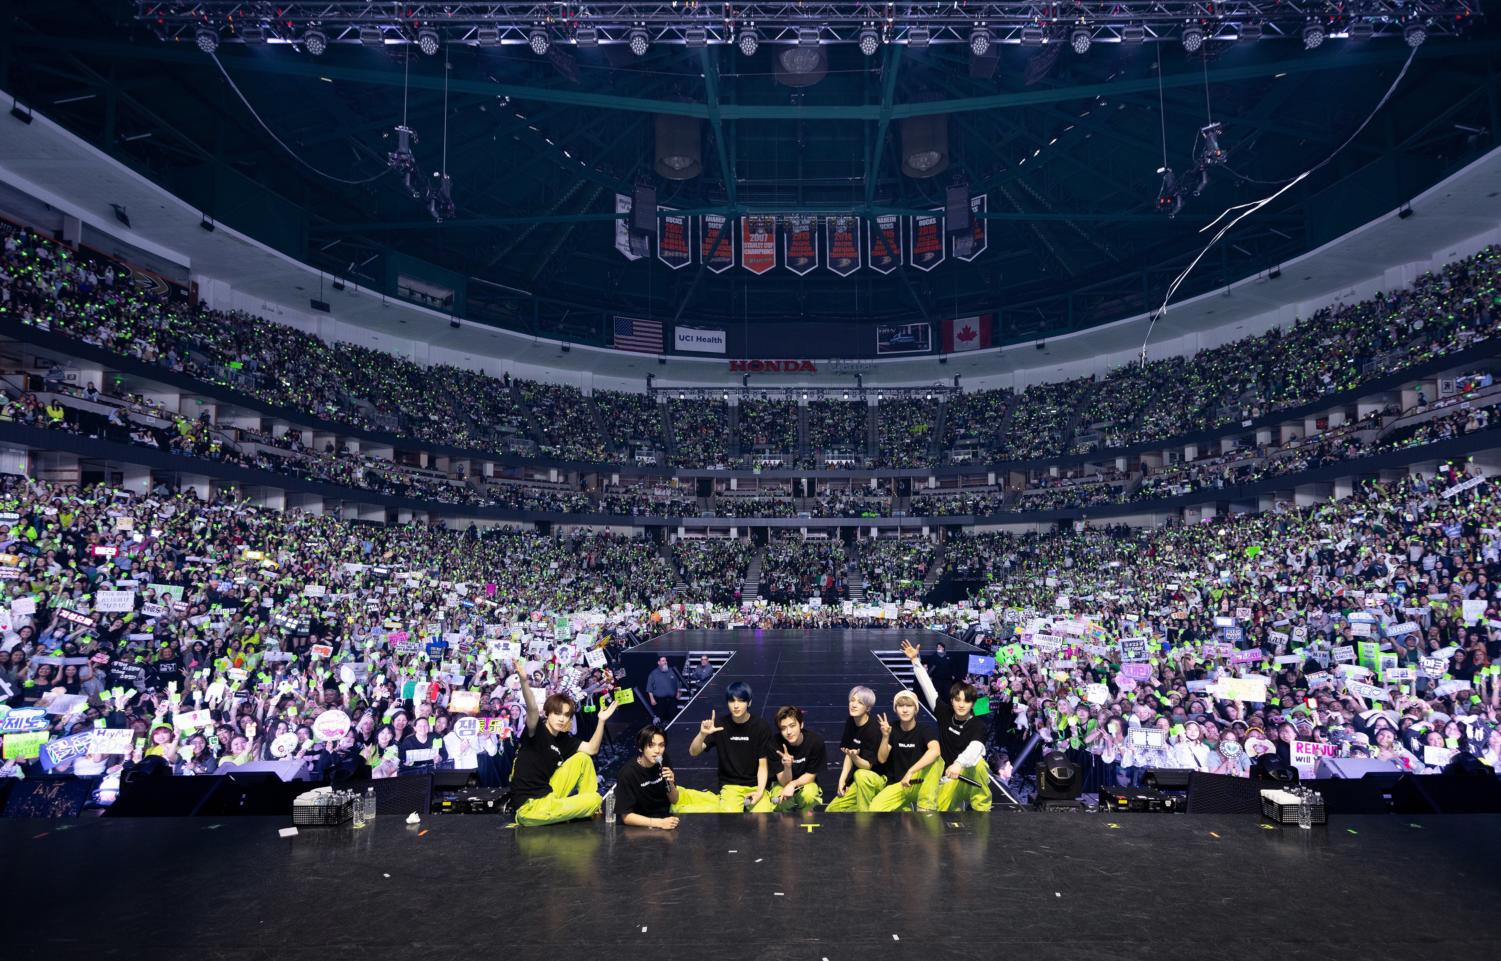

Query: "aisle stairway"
<box><xmin>740</xmin><ymin>547</ymin><xmax>766</xmax><ymax>602</ymax></box>
<box><xmin>874</xmin><ymin>650</ymin><xmax>917</xmax><ymax>689</ymax></box>
<box><xmin>846</xmin><ymin>560</ymin><xmax>867</xmax><ymax>603</ymax></box>
<box><xmin>922</xmin><ymin>545</ymin><xmax>947</xmax><ymax>595</ymax></box>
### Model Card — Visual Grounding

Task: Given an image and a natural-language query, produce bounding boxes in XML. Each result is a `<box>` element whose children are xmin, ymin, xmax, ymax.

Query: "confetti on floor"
<box><xmin>1259</xmin><ymin>824</ymin><xmax>1276</xmax><ymax>830</ymax></box>
<box><xmin>383</xmin><ymin>873</ymin><xmax>391</xmax><ymax>878</ymax></box>
<box><xmin>1209</xmin><ymin>832</ymin><xmax>1221</xmax><ymax>838</ymax></box>
<box><xmin>1409</xmin><ymin>823</ymin><xmax>1423</xmax><ymax>829</ymax></box>
<box><xmin>1106</xmin><ymin>823</ymin><xmax>1120</xmax><ymax>829</ymax></box>
<box><xmin>641</xmin><ymin>927</ymin><xmax>648</xmax><ymax>933</ymax></box>
<box><xmin>418</xmin><ymin>829</ymin><xmax>429</xmax><ymax>837</ymax></box>
<box><xmin>774</xmin><ymin>892</ymin><xmax>784</xmax><ymax>897</ymax></box>
<box><xmin>1054</xmin><ymin>892</ymin><xmax>1061</xmax><ymax>898</ymax></box>
<box><xmin>892</xmin><ymin>934</ymin><xmax>901</xmax><ymax>941</ymax></box>
<box><xmin>754</xmin><ymin>858</ymin><xmax>763</xmax><ymax>863</ymax></box>
<box><xmin>1347</xmin><ymin>829</ymin><xmax>1358</xmax><ymax>835</ymax></box>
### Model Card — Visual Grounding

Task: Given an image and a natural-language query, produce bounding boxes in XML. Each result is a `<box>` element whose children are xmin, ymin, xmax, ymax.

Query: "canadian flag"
<box><xmin>942</xmin><ymin>315</ymin><xmax>992</xmax><ymax>353</ymax></box>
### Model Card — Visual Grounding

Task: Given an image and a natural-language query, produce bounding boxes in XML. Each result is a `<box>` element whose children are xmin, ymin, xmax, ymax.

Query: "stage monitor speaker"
<box><xmin>946</xmin><ymin>183</ymin><xmax>971</xmax><ymax>234</ymax></box>
<box><xmin>373</xmin><ymin>774</ymin><xmax>433</xmax><ymax>819</ymax></box>
<box><xmin>1391</xmin><ymin>773</ymin><xmax>1501</xmax><ymax>815</ymax></box>
<box><xmin>632</xmin><ymin>184</ymin><xmax>657</xmax><ymax>232</ymax></box>
<box><xmin>1316</xmin><ymin>757</ymin><xmax>1401</xmax><ymax>779</ymax></box>
<box><xmin>1304</xmin><ymin>776</ymin><xmax>1394</xmax><ymax>815</ymax></box>
<box><xmin>1185</xmin><ymin>772</ymin><xmax>1264</xmax><ymax>814</ymax></box>
<box><xmin>110</xmin><ymin>773</ymin><xmax>222</xmax><ymax>816</ymax></box>
<box><xmin>199</xmin><ymin>772</ymin><xmax>299</xmax><ymax>816</ymax></box>
<box><xmin>1143</xmin><ymin>768</ymin><xmax>1192</xmax><ymax>791</ymax></box>
<box><xmin>2</xmin><ymin>776</ymin><xmax>98</xmax><ymax>818</ymax></box>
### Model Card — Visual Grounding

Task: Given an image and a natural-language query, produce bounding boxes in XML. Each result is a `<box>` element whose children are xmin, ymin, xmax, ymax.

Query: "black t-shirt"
<box><xmin>510</xmin><ymin>723</ymin><xmax>581</xmax><ymax>802</ymax></box>
<box><xmin>399</xmin><ymin>732</ymin><xmax>443</xmax><ymax>768</ymax></box>
<box><xmin>615</xmin><ymin>757</ymin><xmax>672</xmax><ymax>819</ymax></box>
<box><xmin>704</xmin><ymin>715</ymin><xmax>775</xmax><ymax>787</ymax></box>
<box><xmin>839</xmin><ymin>715</ymin><xmax>884</xmax><ymax>769</ymax></box>
<box><xmin>935</xmin><ymin>701</ymin><xmax>988</xmax><ymax>766</ymax></box>
<box><xmin>775</xmin><ymin>730</ymin><xmax>827</xmax><ymax>791</ymax></box>
<box><xmin>883</xmin><ymin>721</ymin><xmax>940</xmax><ymax>780</ymax></box>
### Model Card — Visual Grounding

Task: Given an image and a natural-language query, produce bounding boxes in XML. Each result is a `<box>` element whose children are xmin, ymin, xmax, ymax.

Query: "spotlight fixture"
<box><xmin>1302</xmin><ymin>23</ymin><xmax>1325</xmax><ymax>49</ymax></box>
<box><xmin>907</xmin><ymin>26</ymin><xmax>930</xmax><ymax>48</ymax></box>
<box><xmin>685</xmin><ymin>26</ymin><xmax>708</xmax><ymax>48</ymax></box>
<box><xmin>1347</xmin><ymin>21</ymin><xmax>1374</xmax><ymax>40</ymax></box>
<box><xmin>528</xmin><ymin>28</ymin><xmax>549</xmax><ymax>54</ymax></box>
<box><xmin>1122</xmin><ymin>24</ymin><xmax>1146</xmax><ymax>43</ymax></box>
<box><xmin>475</xmin><ymin>26</ymin><xmax>501</xmax><ymax>46</ymax></box>
<box><xmin>969</xmin><ymin>28</ymin><xmax>991</xmax><ymax>57</ymax></box>
<box><xmin>737</xmin><ymin>27</ymin><xmax>760</xmax><ymax>56</ymax></box>
<box><xmin>1070</xmin><ymin>27</ymin><xmax>1091</xmax><ymax>54</ymax></box>
<box><xmin>857</xmin><ymin>27</ymin><xmax>880</xmax><ymax>56</ymax></box>
<box><xmin>195</xmin><ymin>26</ymin><xmax>220</xmax><ymax>54</ymax></box>
<box><xmin>576</xmin><ymin>26</ymin><xmax>598</xmax><ymax>47</ymax></box>
<box><xmin>359</xmin><ymin>26</ymin><xmax>384</xmax><ymax>45</ymax></box>
<box><xmin>628</xmin><ymin>27</ymin><xmax>649</xmax><ymax>56</ymax></box>
<box><xmin>416</xmin><ymin>28</ymin><xmax>440</xmax><ymax>55</ymax></box>
<box><xmin>1021</xmin><ymin>26</ymin><xmax>1045</xmax><ymax>46</ymax></box>
<box><xmin>1181</xmin><ymin>26</ymin><xmax>1204</xmax><ymax>52</ymax></box>
<box><xmin>798</xmin><ymin>27</ymin><xmax>820</xmax><ymax>47</ymax></box>
<box><xmin>303</xmin><ymin>28</ymin><xmax>327</xmax><ymax>55</ymax></box>
<box><xmin>1404</xmin><ymin>22</ymin><xmax>1427</xmax><ymax>47</ymax></box>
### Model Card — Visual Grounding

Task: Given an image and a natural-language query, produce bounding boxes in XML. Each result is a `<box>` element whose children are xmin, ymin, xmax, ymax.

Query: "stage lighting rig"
<box><xmin>426</xmin><ymin>174</ymin><xmax>455</xmax><ymax>223</ymax></box>
<box><xmin>417</xmin><ymin>29</ymin><xmax>441</xmax><ymax>55</ymax></box>
<box><xmin>195</xmin><ymin>26</ymin><xmax>220</xmax><ymax>53</ymax></box>
<box><xmin>969</xmin><ymin>27</ymin><xmax>991</xmax><ymax>56</ymax></box>
<box><xmin>1197</xmin><ymin>122</ymin><xmax>1226</xmax><ymax>167</ymax></box>
<box><xmin>1181</xmin><ymin>25</ymin><xmax>1204</xmax><ymax>52</ymax></box>
<box><xmin>388</xmin><ymin>125</ymin><xmax>422</xmax><ymax>198</ymax></box>
<box><xmin>1156</xmin><ymin>167</ymin><xmax>1184</xmax><ymax>219</ymax></box>
<box><xmin>529</xmin><ymin>28</ymin><xmax>550</xmax><ymax>54</ymax></box>
<box><xmin>738</xmin><ymin>27</ymin><xmax>761</xmax><ymax>55</ymax></box>
<box><xmin>1303</xmin><ymin>23</ymin><xmax>1326</xmax><ymax>49</ymax></box>
<box><xmin>858</xmin><ymin>26</ymin><xmax>880</xmax><ymax>56</ymax></box>
<box><xmin>628</xmin><ymin>27</ymin><xmax>650</xmax><ymax>56</ymax></box>
<box><xmin>302</xmin><ymin>29</ymin><xmax>327</xmax><ymax>55</ymax></box>
<box><xmin>1070</xmin><ymin>28</ymin><xmax>1091</xmax><ymax>54</ymax></box>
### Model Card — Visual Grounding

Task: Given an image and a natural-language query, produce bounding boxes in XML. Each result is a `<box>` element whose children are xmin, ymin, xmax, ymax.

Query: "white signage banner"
<box><xmin>674</xmin><ymin>326</ymin><xmax>727</xmax><ymax>354</ymax></box>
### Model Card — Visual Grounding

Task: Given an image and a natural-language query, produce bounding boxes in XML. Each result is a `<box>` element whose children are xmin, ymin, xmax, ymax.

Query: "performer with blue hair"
<box><xmin>688</xmin><ymin>680</ymin><xmax>777</xmax><ymax>812</ymax></box>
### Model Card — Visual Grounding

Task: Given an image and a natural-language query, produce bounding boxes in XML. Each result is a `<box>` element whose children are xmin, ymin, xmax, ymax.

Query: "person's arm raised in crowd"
<box><xmin>577</xmin><ymin>695</ymin><xmax>619</xmax><ymax>757</ymax></box>
<box><xmin>902</xmin><ymin>638</ymin><xmax>939</xmax><ymax>710</ymax></box>
<box><xmin>688</xmin><ymin>710</ymin><xmax>722</xmax><ymax>757</ymax></box>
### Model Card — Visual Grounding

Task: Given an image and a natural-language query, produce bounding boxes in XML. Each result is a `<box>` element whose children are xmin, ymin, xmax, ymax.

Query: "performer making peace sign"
<box><xmin>688</xmin><ymin>681</ymin><xmax>776</xmax><ymax>812</ymax></box>
<box><xmin>770</xmin><ymin>706</ymin><xmax>826</xmax><ymax>812</ymax></box>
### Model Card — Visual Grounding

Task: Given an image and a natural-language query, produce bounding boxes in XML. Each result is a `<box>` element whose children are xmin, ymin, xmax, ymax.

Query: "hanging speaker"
<box><xmin>632</xmin><ymin>184</ymin><xmax>657</xmax><ymax>233</ymax></box>
<box><xmin>655</xmin><ymin>115</ymin><xmax>703</xmax><ymax>180</ymax></box>
<box><xmin>900</xmin><ymin>115</ymin><xmax>949</xmax><ymax>178</ymax></box>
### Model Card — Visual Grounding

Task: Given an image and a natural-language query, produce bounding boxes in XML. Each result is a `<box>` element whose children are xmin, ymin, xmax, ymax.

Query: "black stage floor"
<box><xmin>7</xmin><ymin>812</ymin><xmax>1501</xmax><ymax>961</ymax></box>
<box><xmin>629</xmin><ymin>628</ymin><xmax>971</xmax><ymax>789</ymax></box>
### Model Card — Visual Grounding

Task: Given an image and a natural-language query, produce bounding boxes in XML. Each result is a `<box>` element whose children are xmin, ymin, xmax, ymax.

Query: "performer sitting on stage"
<box><xmin>771</xmin><ymin>706</ymin><xmax>826</xmax><ymax>812</ymax></box>
<box><xmin>868</xmin><ymin>689</ymin><xmax>943</xmax><ymax>812</ymax></box>
<box><xmin>509</xmin><ymin>661</ymin><xmax>619</xmax><ymax>826</ymax></box>
<box><xmin>689</xmin><ymin>681</ymin><xmax>776</xmax><ymax>812</ymax></box>
<box><xmin>825</xmin><ymin>685</ymin><xmax>887</xmax><ymax>811</ymax></box>
<box><xmin>616</xmin><ymin>725</ymin><xmax>722</xmax><ymax>829</ymax></box>
<box><xmin>902</xmin><ymin>639</ymin><xmax>993</xmax><ymax>812</ymax></box>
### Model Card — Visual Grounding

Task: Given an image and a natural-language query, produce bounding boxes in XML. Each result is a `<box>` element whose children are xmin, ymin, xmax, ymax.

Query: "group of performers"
<box><xmin>508</xmin><ymin>640</ymin><xmax>993</xmax><ymax>828</ymax></box>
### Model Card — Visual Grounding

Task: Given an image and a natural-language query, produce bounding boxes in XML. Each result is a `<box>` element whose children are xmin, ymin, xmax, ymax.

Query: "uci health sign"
<box><xmin>674</xmin><ymin>326</ymin><xmax>726</xmax><ymax>354</ymax></box>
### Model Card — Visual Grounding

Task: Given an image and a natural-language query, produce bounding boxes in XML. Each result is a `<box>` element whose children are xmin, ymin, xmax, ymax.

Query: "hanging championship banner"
<box><xmin>740</xmin><ymin>215</ymin><xmax>777</xmax><ymax>274</ymax></box>
<box><xmin>826</xmin><ymin>215</ymin><xmax>862</xmax><ymax>277</ymax></box>
<box><xmin>656</xmin><ymin>210</ymin><xmax>692</xmax><ymax>270</ymax></box>
<box><xmin>868</xmin><ymin>214</ymin><xmax>902</xmax><ymax>274</ymax></box>
<box><xmin>908</xmin><ymin>210</ymin><xmax>945</xmax><ymax>271</ymax></box>
<box><xmin>701</xmin><ymin>213</ymin><xmax>735</xmax><ymax>273</ymax></box>
<box><xmin>613</xmin><ymin>194</ymin><xmax>644</xmax><ymax>261</ymax></box>
<box><xmin>783</xmin><ymin>215</ymin><xmax>819</xmax><ymax>275</ymax></box>
<box><xmin>953</xmin><ymin>193</ymin><xmax>988</xmax><ymax>262</ymax></box>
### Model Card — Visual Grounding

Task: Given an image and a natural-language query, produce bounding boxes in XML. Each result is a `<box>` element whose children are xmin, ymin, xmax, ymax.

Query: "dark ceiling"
<box><xmin>3</xmin><ymin>1</ymin><xmax>1498</xmax><ymax>347</ymax></box>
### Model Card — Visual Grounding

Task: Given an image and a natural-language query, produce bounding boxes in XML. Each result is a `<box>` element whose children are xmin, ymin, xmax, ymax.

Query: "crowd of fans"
<box><xmin>858</xmin><ymin>539</ymin><xmax>935</xmax><ymax>603</ymax></box>
<box><xmin>520</xmin><ymin>382</ymin><xmax>608</xmax><ymax>462</ymax></box>
<box><xmin>759</xmin><ymin>538</ymin><xmax>848</xmax><ymax>604</ymax></box>
<box><xmin>737</xmin><ymin>399</ymin><xmax>798</xmax><ymax>457</ymax></box>
<box><xmin>875</xmin><ymin>398</ymin><xmax>938</xmax><ymax>468</ymax></box>
<box><xmin>668</xmin><ymin>398</ymin><xmax>729</xmax><ymax>467</ymax></box>
<box><xmin>807</xmin><ymin>401</ymin><xmax>867</xmax><ymax>458</ymax></box>
<box><xmin>673</xmin><ymin>538</ymin><xmax>754</xmax><ymax>604</ymax></box>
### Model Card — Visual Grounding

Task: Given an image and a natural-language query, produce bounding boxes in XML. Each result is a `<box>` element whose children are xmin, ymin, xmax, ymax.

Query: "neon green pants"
<box><xmin>824</xmin><ymin>769</ymin><xmax>887</xmax><ymax>812</ymax></box>
<box><xmin>770</xmin><ymin>782</ymin><xmax>823</xmax><ymax>813</ymax></box>
<box><xmin>670</xmin><ymin>787</ymin><xmax>724</xmax><ymax>814</ymax></box>
<box><xmin>919</xmin><ymin>760</ymin><xmax>993</xmax><ymax>812</ymax></box>
<box><xmin>515</xmin><ymin>752</ymin><xmax>601</xmax><ymax>826</ymax></box>
<box><xmin>868</xmin><ymin>762</ymin><xmax>941</xmax><ymax>812</ymax></box>
<box><xmin>718</xmin><ymin>784</ymin><xmax>777</xmax><ymax>812</ymax></box>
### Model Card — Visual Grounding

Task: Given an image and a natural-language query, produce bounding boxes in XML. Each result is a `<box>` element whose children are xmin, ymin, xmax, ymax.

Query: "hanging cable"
<box><xmin>1156</xmin><ymin>46</ymin><xmax>1168</xmax><ymax>173</ymax></box>
<box><xmin>441</xmin><ymin>51</ymin><xmax>450</xmax><ymax>177</ymax></box>
<box><xmin>1138</xmin><ymin>45</ymin><xmax>1420</xmax><ymax>366</ymax></box>
<box><xmin>209</xmin><ymin>53</ymin><xmax>388</xmax><ymax>185</ymax></box>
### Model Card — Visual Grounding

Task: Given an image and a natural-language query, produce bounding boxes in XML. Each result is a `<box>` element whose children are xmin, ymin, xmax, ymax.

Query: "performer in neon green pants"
<box><xmin>825</xmin><ymin>685</ymin><xmax>887</xmax><ymax>811</ymax></box>
<box><xmin>868</xmin><ymin>689</ymin><xmax>944</xmax><ymax>812</ymax></box>
<box><xmin>902</xmin><ymin>639</ymin><xmax>993</xmax><ymax>812</ymax></box>
<box><xmin>688</xmin><ymin>680</ymin><xmax>777</xmax><ymax>812</ymax></box>
<box><xmin>770</xmin><ymin>705</ymin><xmax>827</xmax><ymax>812</ymax></box>
<box><xmin>616</xmin><ymin>725</ymin><xmax>722</xmax><ymax>828</ymax></box>
<box><xmin>508</xmin><ymin>663</ymin><xmax>621</xmax><ymax>826</ymax></box>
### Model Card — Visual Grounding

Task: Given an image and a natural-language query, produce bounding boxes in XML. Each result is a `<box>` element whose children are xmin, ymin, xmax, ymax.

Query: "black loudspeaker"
<box><xmin>946</xmin><ymin>183</ymin><xmax>971</xmax><ymax>234</ymax></box>
<box><xmin>199</xmin><ymin>772</ymin><xmax>300</xmax><ymax>816</ymax></box>
<box><xmin>109</xmin><ymin>772</ymin><xmax>299</xmax><ymax>816</ymax></box>
<box><xmin>696</xmin><ymin>478</ymin><xmax>713</xmax><ymax>498</ymax></box>
<box><xmin>1185</xmin><ymin>772</ymin><xmax>1264</xmax><ymax>814</ymax></box>
<box><xmin>2</xmin><ymin>776</ymin><xmax>98</xmax><ymax>818</ymax></box>
<box><xmin>110</xmin><ymin>772</ymin><xmax>223</xmax><ymax>816</ymax></box>
<box><xmin>372</xmin><ymin>774</ymin><xmax>433</xmax><ymax>819</ymax></box>
<box><xmin>1390</xmin><ymin>773</ymin><xmax>1501</xmax><ymax>815</ymax></box>
<box><xmin>632</xmin><ymin>184</ymin><xmax>657</xmax><ymax>232</ymax></box>
<box><xmin>1143</xmin><ymin>768</ymin><xmax>1192</xmax><ymax>791</ymax></box>
<box><xmin>1305</xmin><ymin>776</ymin><xmax>1394</xmax><ymax>815</ymax></box>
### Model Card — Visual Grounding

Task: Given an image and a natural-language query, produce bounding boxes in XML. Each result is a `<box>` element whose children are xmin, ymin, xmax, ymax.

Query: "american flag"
<box><xmin>612</xmin><ymin>315</ymin><xmax>663</xmax><ymax>354</ymax></box>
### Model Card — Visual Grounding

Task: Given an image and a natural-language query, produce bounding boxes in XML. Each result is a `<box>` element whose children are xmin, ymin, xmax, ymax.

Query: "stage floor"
<box><xmin>6</xmin><ymin>812</ymin><xmax>1501</xmax><ymax>961</ymax></box>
